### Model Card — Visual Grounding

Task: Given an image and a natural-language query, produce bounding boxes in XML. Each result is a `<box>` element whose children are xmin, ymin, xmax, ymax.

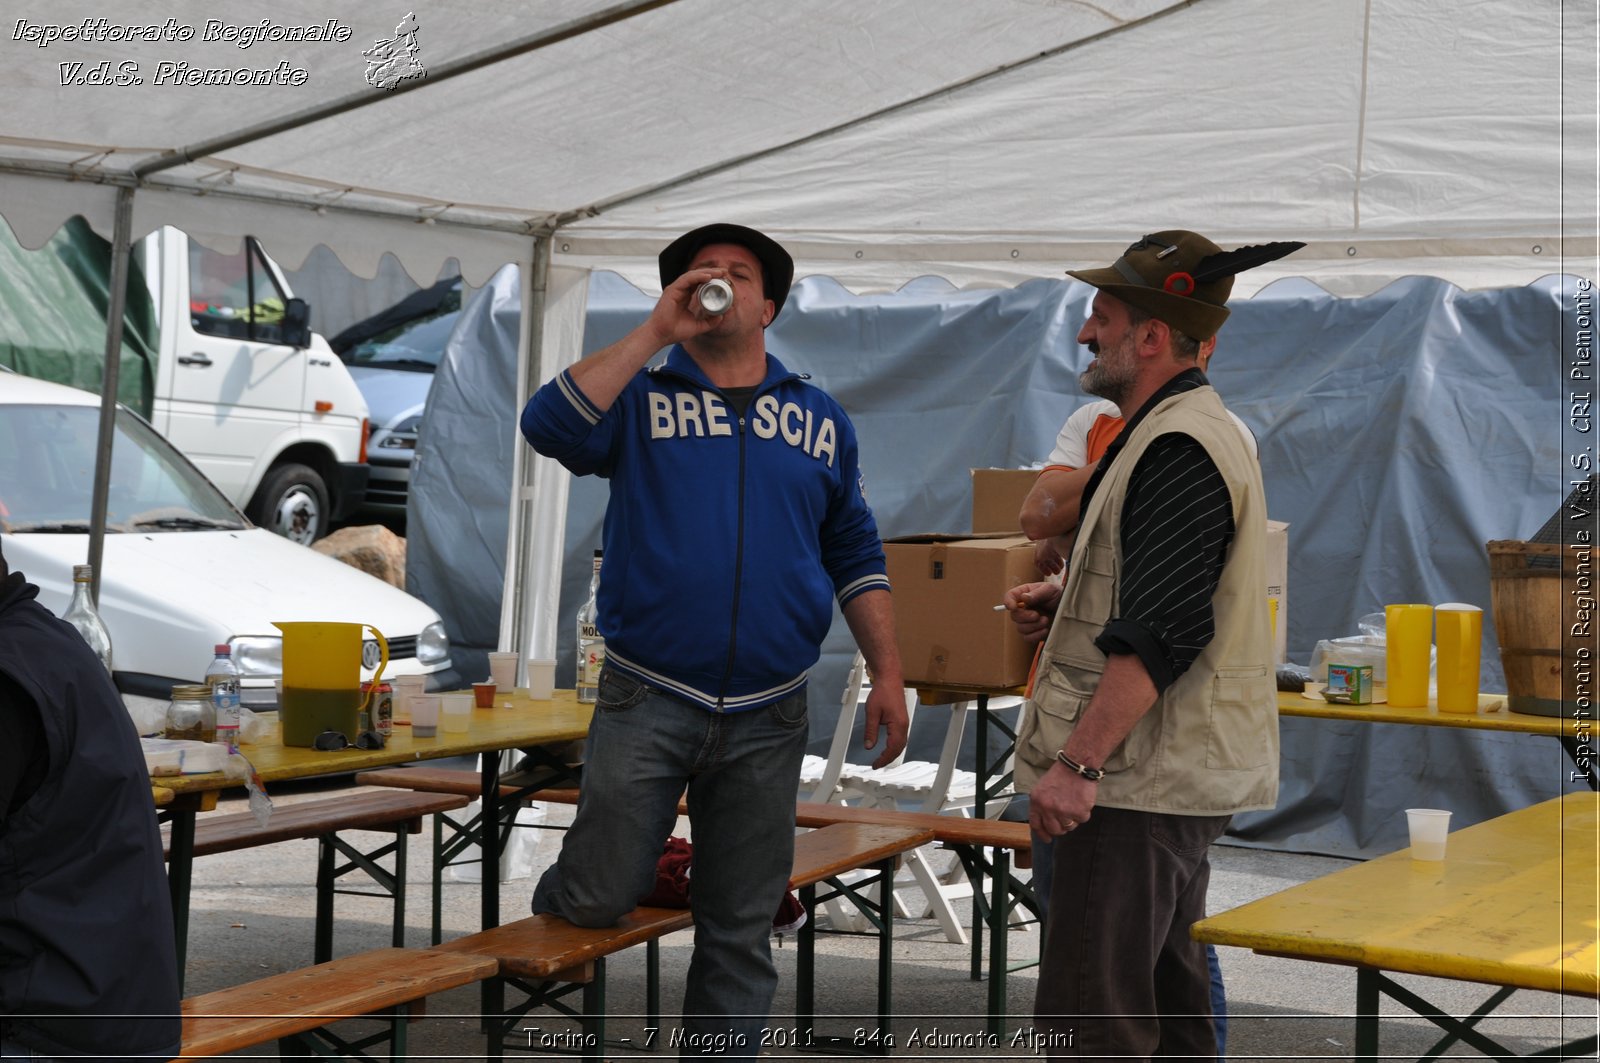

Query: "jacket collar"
<box><xmin>656</xmin><ymin>344</ymin><xmax>803</xmax><ymax>393</ymax></box>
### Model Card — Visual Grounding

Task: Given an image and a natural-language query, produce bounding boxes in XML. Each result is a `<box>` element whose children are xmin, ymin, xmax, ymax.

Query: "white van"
<box><xmin>0</xmin><ymin>221</ymin><xmax>369</xmax><ymax>545</ymax></box>
<box><xmin>141</xmin><ymin>227</ymin><xmax>370</xmax><ymax>544</ymax></box>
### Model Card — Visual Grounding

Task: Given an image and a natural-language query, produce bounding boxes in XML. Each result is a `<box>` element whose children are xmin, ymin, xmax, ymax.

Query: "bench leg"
<box><xmin>315</xmin><ymin>832</ymin><xmax>335</xmax><ymax>964</ymax></box>
<box><xmin>647</xmin><ymin>938</ymin><xmax>662</xmax><ymax>1032</ymax></box>
<box><xmin>985</xmin><ymin>847</ymin><xmax>1009</xmax><ymax>1038</ymax></box>
<box><xmin>874</xmin><ymin>857</ymin><xmax>895</xmax><ymax>1055</ymax></box>
<box><xmin>315</xmin><ymin>829</ymin><xmax>409</xmax><ymax>964</ymax></box>
<box><xmin>582</xmin><ymin>957</ymin><xmax>607</xmax><ymax>1063</ymax></box>
<box><xmin>797</xmin><ymin>883</ymin><xmax>818</xmax><ymax>1027</ymax></box>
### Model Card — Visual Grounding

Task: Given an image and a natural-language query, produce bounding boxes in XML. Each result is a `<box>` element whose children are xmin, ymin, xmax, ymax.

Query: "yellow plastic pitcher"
<box><xmin>274</xmin><ymin>622</ymin><xmax>388</xmax><ymax>747</ymax></box>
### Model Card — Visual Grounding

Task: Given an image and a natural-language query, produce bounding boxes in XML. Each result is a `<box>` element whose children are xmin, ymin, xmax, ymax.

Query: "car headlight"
<box><xmin>416</xmin><ymin>621</ymin><xmax>451</xmax><ymax>665</ymax></box>
<box><xmin>230</xmin><ymin>636</ymin><xmax>284</xmax><ymax>677</ymax></box>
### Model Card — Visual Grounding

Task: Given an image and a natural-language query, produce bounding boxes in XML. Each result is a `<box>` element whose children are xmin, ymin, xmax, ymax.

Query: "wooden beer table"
<box><xmin>1193</xmin><ymin>792</ymin><xmax>1599</xmax><ymax>1060</ymax></box>
<box><xmin>154</xmin><ymin>691</ymin><xmax>592</xmax><ymax>974</ymax></box>
<box><xmin>1277</xmin><ymin>689</ymin><xmax>1595</xmax><ymax>790</ymax></box>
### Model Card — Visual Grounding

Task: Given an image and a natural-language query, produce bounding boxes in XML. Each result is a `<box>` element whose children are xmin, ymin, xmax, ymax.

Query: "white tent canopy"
<box><xmin>2</xmin><ymin>0</ymin><xmax>1595</xmax><ymax>657</ymax></box>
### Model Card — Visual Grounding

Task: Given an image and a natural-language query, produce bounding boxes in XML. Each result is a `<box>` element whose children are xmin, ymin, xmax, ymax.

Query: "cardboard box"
<box><xmin>1266</xmin><ymin>520</ymin><xmax>1289</xmax><ymax>664</ymax></box>
<box><xmin>970</xmin><ymin>468</ymin><xmax>1039</xmax><ymax>534</ymax></box>
<box><xmin>885</xmin><ymin>533</ymin><xmax>1038</xmax><ymax>688</ymax></box>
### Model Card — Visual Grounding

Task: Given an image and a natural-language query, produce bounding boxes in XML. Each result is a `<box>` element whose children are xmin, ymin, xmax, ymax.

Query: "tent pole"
<box><xmin>86</xmin><ymin>186</ymin><xmax>135</xmax><ymax>604</ymax></box>
<box><xmin>499</xmin><ymin>234</ymin><xmax>553</xmax><ymax>659</ymax></box>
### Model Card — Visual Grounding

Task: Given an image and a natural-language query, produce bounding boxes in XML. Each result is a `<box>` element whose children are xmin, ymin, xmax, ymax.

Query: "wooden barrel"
<box><xmin>1487</xmin><ymin>540</ymin><xmax>1586</xmax><ymax>717</ymax></box>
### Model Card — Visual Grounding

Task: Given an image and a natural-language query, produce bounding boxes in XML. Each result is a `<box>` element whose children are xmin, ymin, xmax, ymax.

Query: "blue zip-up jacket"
<box><xmin>521</xmin><ymin>345</ymin><xmax>890</xmax><ymax>712</ymax></box>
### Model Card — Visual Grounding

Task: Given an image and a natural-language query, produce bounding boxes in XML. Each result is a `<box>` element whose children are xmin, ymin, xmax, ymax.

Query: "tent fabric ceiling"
<box><xmin>1</xmin><ymin>0</ymin><xmax>1593</xmax><ymax>293</ymax></box>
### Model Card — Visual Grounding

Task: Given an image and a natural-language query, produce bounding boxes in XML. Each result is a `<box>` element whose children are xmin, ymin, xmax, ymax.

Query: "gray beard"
<box><xmin>1079</xmin><ymin>363</ymin><xmax>1131</xmax><ymax>405</ymax></box>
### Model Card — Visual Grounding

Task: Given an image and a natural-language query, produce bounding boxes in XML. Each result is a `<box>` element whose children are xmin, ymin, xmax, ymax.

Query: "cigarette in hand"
<box><xmin>993</xmin><ymin>603</ymin><xmax>1009</xmax><ymax>611</ymax></box>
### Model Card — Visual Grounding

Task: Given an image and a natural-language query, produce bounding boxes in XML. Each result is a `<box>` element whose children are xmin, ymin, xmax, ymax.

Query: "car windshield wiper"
<box><xmin>129</xmin><ymin>515</ymin><xmax>245</xmax><ymax>530</ymax></box>
<box><xmin>2</xmin><ymin>520</ymin><xmax>97</xmax><ymax>533</ymax></box>
<box><xmin>373</xmin><ymin>357</ymin><xmax>437</xmax><ymax>371</ymax></box>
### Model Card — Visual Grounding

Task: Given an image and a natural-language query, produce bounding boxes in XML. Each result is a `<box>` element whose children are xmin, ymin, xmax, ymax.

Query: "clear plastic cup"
<box><xmin>1406</xmin><ymin>808</ymin><xmax>1451</xmax><ymax>860</ymax></box>
<box><xmin>440</xmin><ymin>692</ymin><xmax>473</xmax><ymax>734</ymax></box>
<box><xmin>410</xmin><ymin>694</ymin><xmax>440</xmax><ymax>738</ymax></box>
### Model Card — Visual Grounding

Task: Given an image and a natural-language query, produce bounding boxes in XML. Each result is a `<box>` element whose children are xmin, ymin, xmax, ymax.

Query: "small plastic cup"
<box><xmin>390</xmin><ymin>673</ymin><xmax>426</xmax><ymax>724</ymax></box>
<box><xmin>527</xmin><ymin>658</ymin><xmax>556</xmax><ymax>701</ymax></box>
<box><xmin>473</xmin><ymin>682</ymin><xmax>497</xmax><ymax>709</ymax></box>
<box><xmin>488</xmin><ymin>651</ymin><xmax>520</xmax><ymax>690</ymax></box>
<box><xmin>440</xmin><ymin>692</ymin><xmax>473</xmax><ymax>734</ymax></box>
<box><xmin>410</xmin><ymin>694</ymin><xmax>440</xmax><ymax>738</ymax></box>
<box><xmin>1406</xmin><ymin>808</ymin><xmax>1451</xmax><ymax>861</ymax></box>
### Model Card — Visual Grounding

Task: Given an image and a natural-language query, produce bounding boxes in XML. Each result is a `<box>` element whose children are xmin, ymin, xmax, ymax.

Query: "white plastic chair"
<box><xmin>798</xmin><ymin>653</ymin><xmax>1022</xmax><ymax>943</ymax></box>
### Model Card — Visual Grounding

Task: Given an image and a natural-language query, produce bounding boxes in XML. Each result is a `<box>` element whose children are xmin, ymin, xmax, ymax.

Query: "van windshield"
<box><xmin>0</xmin><ymin>404</ymin><xmax>247</xmax><ymax>533</ymax></box>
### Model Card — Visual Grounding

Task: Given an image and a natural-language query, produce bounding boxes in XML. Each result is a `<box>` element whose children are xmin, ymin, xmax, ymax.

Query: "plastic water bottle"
<box><xmin>62</xmin><ymin>563</ymin><xmax>113</xmax><ymax>675</ymax></box>
<box><xmin>576</xmin><ymin>550</ymin><xmax>605</xmax><ymax>703</ymax></box>
<box><xmin>206</xmin><ymin>644</ymin><xmax>241</xmax><ymax>750</ymax></box>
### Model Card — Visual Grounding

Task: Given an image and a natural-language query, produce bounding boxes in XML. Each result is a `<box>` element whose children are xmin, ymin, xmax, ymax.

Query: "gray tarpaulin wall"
<box><xmin>410</xmin><ymin>268</ymin><xmax>1583</xmax><ymax>859</ymax></box>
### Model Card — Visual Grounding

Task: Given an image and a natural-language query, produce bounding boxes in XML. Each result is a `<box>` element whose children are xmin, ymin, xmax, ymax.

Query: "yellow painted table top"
<box><xmin>156</xmin><ymin>689</ymin><xmax>593</xmax><ymax>796</ymax></box>
<box><xmin>1194</xmin><ymin>792</ymin><xmax>1600</xmax><ymax>997</ymax></box>
<box><xmin>1277</xmin><ymin>689</ymin><xmax>1578</xmax><ymax>737</ymax></box>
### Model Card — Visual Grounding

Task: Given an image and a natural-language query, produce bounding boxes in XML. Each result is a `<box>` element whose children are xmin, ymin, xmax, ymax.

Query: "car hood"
<box><xmin>346</xmin><ymin>365</ymin><xmax>431</xmax><ymax>428</ymax></box>
<box><xmin>6</xmin><ymin>528</ymin><xmax>445</xmax><ymax>681</ymax></box>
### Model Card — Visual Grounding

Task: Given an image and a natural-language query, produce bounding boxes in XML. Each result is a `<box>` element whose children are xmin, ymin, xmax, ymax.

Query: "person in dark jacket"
<box><xmin>0</xmin><ymin>538</ymin><xmax>181</xmax><ymax>1061</ymax></box>
<box><xmin>521</xmin><ymin>223</ymin><xmax>908</xmax><ymax>1054</ymax></box>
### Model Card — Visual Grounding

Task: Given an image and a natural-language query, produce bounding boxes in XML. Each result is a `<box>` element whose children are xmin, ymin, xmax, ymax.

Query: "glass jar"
<box><xmin>166</xmin><ymin>684</ymin><xmax>216</xmax><ymax>743</ymax></box>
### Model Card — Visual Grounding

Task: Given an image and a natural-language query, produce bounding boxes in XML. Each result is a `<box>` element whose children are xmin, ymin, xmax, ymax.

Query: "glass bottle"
<box><xmin>166</xmin><ymin>684</ymin><xmax>216</xmax><ymax>743</ymax></box>
<box><xmin>576</xmin><ymin>550</ymin><xmax>605</xmax><ymax>703</ymax></box>
<box><xmin>62</xmin><ymin>563</ymin><xmax>113</xmax><ymax>675</ymax></box>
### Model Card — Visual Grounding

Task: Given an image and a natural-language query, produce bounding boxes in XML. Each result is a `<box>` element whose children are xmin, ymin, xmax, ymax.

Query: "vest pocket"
<box><xmin>1021</xmin><ymin>657</ymin><xmax>1142</xmax><ymax>775</ymax></box>
<box><xmin>1204</xmin><ymin>665</ymin><xmax>1274</xmax><ymax>770</ymax></box>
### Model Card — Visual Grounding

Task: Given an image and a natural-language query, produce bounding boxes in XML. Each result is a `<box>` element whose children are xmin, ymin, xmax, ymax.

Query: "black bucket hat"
<box><xmin>1067</xmin><ymin>230</ymin><xmax>1304</xmax><ymax>341</ymax></box>
<box><xmin>658</xmin><ymin>223</ymin><xmax>795</xmax><ymax>319</ymax></box>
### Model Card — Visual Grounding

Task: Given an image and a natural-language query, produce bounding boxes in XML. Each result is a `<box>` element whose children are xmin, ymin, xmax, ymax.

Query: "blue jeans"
<box><xmin>1032</xmin><ymin>832</ymin><xmax>1229</xmax><ymax>1060</ymax></box>
<box><xmin>532</xmin><ymin>666</ymin><xmax>809</xmax><ymax>1057</ymax></box>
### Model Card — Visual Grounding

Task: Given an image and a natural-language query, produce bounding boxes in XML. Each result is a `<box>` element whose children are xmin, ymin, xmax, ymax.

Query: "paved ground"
<box><xmin>179</xmin><ymin>777</ymin><xmax>1595</xmax><ymax>1060</ymax></box>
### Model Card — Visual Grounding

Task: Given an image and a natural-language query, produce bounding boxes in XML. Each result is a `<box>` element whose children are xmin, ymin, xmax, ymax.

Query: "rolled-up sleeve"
<box><xmin>1093</xmin><ymin>432</ymin><xmax>1233</xmax><ymax>692</ymax></box>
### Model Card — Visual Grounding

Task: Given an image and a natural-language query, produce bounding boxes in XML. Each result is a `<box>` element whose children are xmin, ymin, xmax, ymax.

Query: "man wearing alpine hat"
<box><xmin>1002</xmin><ymin>230</ymin><xmax>1301</xmax><ymax>1058</ymax></box>
<box><xmin>521</xmin><ymin>222</ymin><xmax>907</xmax><ymax>1055</ymax></box>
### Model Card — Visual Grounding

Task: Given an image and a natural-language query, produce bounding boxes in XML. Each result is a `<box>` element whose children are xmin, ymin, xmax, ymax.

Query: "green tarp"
<box><xmin>0</xmin><ymin>216</ymin><xmax>158</xmax><ymax>418</ymax></box>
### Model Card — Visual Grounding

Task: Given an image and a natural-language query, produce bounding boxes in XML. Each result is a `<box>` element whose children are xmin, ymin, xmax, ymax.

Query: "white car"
<box><xmin>0</xmin><ymin>371</ymin><xmax>459</xmax><ymax>710</ymax></box>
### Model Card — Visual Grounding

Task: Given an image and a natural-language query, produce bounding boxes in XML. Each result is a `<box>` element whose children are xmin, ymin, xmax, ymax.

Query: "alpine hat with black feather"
<box><xmin>1067</xmin><ymin>230</ymin><xmax>1304</xmax><ymax>341</ymax></box>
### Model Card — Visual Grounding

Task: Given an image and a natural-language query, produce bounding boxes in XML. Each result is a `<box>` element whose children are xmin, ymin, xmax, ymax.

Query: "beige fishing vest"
<box><xmin>1015</xmin><ymin>385</ymin><xmax>1279</xmax><ymax>815</ymax></box>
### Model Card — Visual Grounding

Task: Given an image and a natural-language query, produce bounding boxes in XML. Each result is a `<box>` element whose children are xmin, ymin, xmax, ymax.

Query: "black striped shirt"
<box><xmin>1080</xmin><ymin>369</ymin><xmax>1235</xmax><ymax>692</ymax></box>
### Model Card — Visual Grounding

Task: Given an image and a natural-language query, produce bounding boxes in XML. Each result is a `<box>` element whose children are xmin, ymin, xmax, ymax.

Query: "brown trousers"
<box><xmin>1034</xmin><ymin>805</ymin><xmax>1230</xmax><ymax>1060</ymax></box>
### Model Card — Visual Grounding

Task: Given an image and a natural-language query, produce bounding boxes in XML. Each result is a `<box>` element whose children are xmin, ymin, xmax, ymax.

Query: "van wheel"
<box><xmin>249</xmin><ymin>463</ymin><xmax>329</xmax><ymax>546</ymax></box>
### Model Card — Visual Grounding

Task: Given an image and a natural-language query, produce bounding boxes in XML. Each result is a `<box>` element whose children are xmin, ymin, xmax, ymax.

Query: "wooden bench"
<box><xmin>794</xmin><ymin>800</ymin><xmax>1037</xmax><ymax>1038</ymax></box>
<box><xmin>175</xmin><ymin>946</ymin><xmax>495</xmax><ymax>1060</ymax></box>
<box><xmin>424</xmin><ymin>821</ymin><xmax>932</xmax><ymax>1060</ymax></box>
<box><xmin>162</xmin><ymin>789</ymin><xmax>470</xmax><ymax>965</ymax></box>
<box><xmin>360</xmin><ymin>766</ymin><xmax>1039</xmax><ymax>1033</ymax></box>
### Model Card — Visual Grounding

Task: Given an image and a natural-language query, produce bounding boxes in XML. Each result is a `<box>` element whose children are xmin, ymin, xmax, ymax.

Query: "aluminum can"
<box><xmin>363</xmin><ymin>680</ymin><xmax>395</xmax><ymax>735</ymax></box>
<box><xmin>696</xmin><ymin>278</ymin><xmax>733</xmax><ymax>315</ymax></box>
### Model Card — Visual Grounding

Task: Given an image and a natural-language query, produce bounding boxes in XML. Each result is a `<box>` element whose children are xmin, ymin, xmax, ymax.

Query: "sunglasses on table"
<box><xmin>313</xmin><ymin>729</ymin><xmax>387</xmax><ymax>751</ymax></box>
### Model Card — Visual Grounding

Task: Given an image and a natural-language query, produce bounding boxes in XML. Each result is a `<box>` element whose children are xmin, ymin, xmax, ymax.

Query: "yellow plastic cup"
<box><xmin>1434</xmin><ymin>603</ymin><xmax>1483</xmax><ymax>713</ymax></box>
<box><xmin>1385</xmin><ymin>604</ymin><xmax>1433</xmax><ymax>708</ymax></box>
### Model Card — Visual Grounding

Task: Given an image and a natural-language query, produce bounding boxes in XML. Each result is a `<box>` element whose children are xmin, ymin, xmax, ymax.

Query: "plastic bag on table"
<box><xmin>142</xmin><ymin>739</ymin><xmax>273</xmax><ymax>827</ymax></box>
